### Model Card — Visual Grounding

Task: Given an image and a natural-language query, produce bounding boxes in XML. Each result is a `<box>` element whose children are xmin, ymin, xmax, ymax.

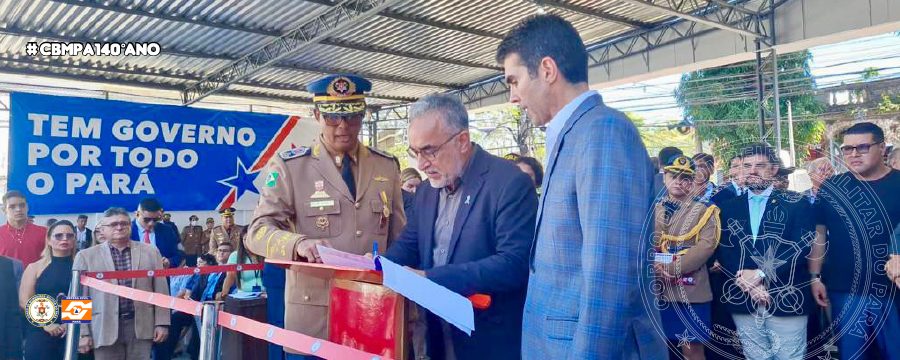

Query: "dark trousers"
<box><xmin>263</xmin><ymin>263</ymin><xmax>286</xmax><ymax>360</ymax></box>
<box><xmin>830</xmin><ymin>292</ymin><xmax>900</xmax><ymax>360</ymax></box>
<box><xmin>155</xmin><ymin>311</ymin><xmax>195</xmax><ymax>360</ymax></box>
<box><xmin>706</xmin><ymin>271</ymin><xmax>743</xmax><ymax>359</ymax></box>
<box><xmin>184</xmin><ymin>255</ymin><xmax>199</xmax><ymax>267</ymax></box>
<box><xmin>24</xmin><ymin>327</ymin><xmax>65</xmax><ymax>360</ymax></box>
<box><xmin>267</xmin><ymin>287</ymin><xmax>286</xmax><ymax>360</ymax></box>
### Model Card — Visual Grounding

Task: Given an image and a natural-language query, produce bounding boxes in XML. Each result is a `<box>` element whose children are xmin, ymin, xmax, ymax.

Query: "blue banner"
<box><xmin>9</xmin><ymin>92</ymin><xmax>302</xmax><ymax>215</ymax></box>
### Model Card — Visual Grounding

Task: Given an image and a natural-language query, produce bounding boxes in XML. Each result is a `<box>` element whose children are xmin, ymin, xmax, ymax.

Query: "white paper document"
<box><xmin>316</xmin><ymin>244</ymin><xmax>377</xmax><ymax>270</ymax></box>
<box><xmin>378</xmin><ymin>257</ymin><xmax>475</xmax><ymax>335</ymax></box>
<box><xmin>309</xmin><ymin>246</ymin><xmax>475</xmax><ymax>334</ymax></box>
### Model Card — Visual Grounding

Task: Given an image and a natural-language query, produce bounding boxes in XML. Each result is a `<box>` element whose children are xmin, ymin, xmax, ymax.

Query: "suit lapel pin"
<box><xmin>465</xmin><ymin>195</ymin><xmax>471</xmax><ymax>205</ymax></box>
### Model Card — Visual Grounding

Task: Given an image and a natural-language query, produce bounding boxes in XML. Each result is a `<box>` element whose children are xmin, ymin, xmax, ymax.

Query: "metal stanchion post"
<box><xmin>199</xmin><ymin>301</ymin><xmax>224</xmax><ymax>360</ymax></box>
<box><xmin>63</xmin><ymin>270</ymin><xmax>83</xmax><ymax>360</ymax></box>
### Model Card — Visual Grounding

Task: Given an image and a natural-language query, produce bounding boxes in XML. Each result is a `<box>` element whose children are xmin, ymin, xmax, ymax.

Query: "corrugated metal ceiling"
<box><xmin>0</xmin><ymin>0</ymin><xmax>713</xmax><ymax>107</ymax></box>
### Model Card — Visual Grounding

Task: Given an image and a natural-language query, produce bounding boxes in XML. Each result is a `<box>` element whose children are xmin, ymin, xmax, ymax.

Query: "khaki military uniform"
<box><xmin>245</xmin><ymin>139</ymin><xmax>406</xmax><ymax>345</ymax></box>
<box><xmin>653</xmin><ymin>199</ymin><xmax>721</xmax><ymax>303</ymax></box>
<box><xmin>181</xmin><ymin>225</ymin><xmax>208</xmax><ymax>256</ymax></box>
<box><xmin>208</xmin><ymin>225</ymin><xmax>244</xmax><ymax>253</ymax></box>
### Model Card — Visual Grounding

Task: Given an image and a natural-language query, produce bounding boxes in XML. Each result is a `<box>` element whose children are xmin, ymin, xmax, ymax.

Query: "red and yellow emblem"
<box><xmin>327</xmin><ymin>76</ymin><xmax>356</xmax><ymax>98</ymax></box>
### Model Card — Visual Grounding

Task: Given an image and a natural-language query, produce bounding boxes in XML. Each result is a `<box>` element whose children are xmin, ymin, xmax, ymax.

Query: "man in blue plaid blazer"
<box><xmin>497</xmin><ymin>15</ymin><xmax>667</xmax><ymax>359</ymax></box>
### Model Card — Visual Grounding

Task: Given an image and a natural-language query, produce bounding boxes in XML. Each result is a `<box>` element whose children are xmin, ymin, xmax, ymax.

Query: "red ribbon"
<box><xmin>79</xmin><ymin>276</ymin><xmax>390</xmax><ymax>359</ymax></box>
<box><xmin>82</xmin><ymin>263</ymin><xmax>264</xmax><ymax>280</ymax></box>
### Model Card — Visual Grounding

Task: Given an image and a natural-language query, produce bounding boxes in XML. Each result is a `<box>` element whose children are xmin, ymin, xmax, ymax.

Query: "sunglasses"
<box><xmin>53</xmin><ymin>233</ymin><xmax>75</xmax><ymax>240</ymax></box>
<box><xmin>840</xmin><ymin>141</ymin><xmax>882</xmax><ymax>155</ymax></box>
<box><xmin>322</xmin><ymin>113</ymin><xmax>364</xmax><ymax>127</ymax></box>
<box><xmin>142</xmin><ymin>217</ymin><xmax>161</xmax><ymax>224</ymax></box>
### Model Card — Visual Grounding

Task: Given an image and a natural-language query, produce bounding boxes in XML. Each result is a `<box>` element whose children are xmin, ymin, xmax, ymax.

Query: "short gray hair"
<box><xmin>409</xmin><ymin>93</ymin><xmax>469</xmax><ymax>132</ymax></box>
<box><xmin>102</xmin><ymin>207</ymin><xmax>130</xmax><ymax>220</ymax></box>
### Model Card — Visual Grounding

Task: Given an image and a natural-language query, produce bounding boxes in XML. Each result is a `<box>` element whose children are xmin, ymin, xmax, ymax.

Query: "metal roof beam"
<box><xmin>534</xmin><ymin>0</ymin><xmax>653</xmax><ymax>29</ymax></box>
<box><xmin>303</xmin><ymin>0</ymin><xmax>505</xmax><ymax>39</ymax></box>
<box><xmin>321</xmin><ymin>38</ymin><xmax>501</xmax><ymax>70</ymax></box>
<box><xmin>47</xmin><ymin>0</ymin><xmax>497</xmax><ymax>71</ymax></box>
<box><xmin>378</xmin><ymin>12</ymin><xmax>506</xmax><ymax>39</ymax></box>
<box><xmin>617</xmin><ymin>0</ymin><xmax>765</xmax><ymax>38</ymax></box>
<box><xmin>0</xmin><ymin>50</ymin><xmax>416</xmax><ymax>103</ymax></box>
<box><xmin>0</xmin><ymin>65</ymin><xmax>313</xmax><ymax>104</ymax></box>
<box><xmin>451</xmin><ymin>0</ymin><xmax>776</xmax><ymax>106</ymax></box>
<box><xmin>0</xmin><ymin>25</ymin><xmax>457</xmax><ymax>90</ymax></box>
<box><xmin>45</xmin><ymin>0</ymin><xmax>282</xmax><ymax>36</ymax></box>
<box><xmin>181</xmin><ymin>0</ymin><xmax>401</xmax><ymax>105</ymax></box>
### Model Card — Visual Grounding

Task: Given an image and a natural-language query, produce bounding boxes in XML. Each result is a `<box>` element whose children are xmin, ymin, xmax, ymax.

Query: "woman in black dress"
<box><xmin>18</xmin><ymin>220</ymin><xmax>78</xmax><ymax>360</ymax></box>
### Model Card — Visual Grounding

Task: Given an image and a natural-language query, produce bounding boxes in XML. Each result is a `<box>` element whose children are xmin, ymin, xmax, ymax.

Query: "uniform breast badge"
<box><xmin>316</xmin><ymin>216</ymin><xmax>330</xmax><ymax>231</ymax></box>
<box><xmin>311</xmin><ymin>180</ymin><xmax>330</xmax><ymax>199</ymax></box>
<box><xmin>379</xmin><ymin>190</ymin><xmax>391</xmax><ymax>228</ymax></box>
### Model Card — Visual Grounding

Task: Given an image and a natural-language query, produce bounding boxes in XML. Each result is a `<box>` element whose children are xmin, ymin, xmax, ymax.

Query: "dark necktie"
<box><xmin>341</xmin><ymin>154</ymin><xmax>356</xmax><ymax>199</ymax></box>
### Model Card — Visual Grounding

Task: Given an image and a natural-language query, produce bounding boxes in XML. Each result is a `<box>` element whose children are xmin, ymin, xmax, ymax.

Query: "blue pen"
<box><xmin>372</xmin><ymin>241</ymin><xmax>382</xmax><ymax>271</ymax></box>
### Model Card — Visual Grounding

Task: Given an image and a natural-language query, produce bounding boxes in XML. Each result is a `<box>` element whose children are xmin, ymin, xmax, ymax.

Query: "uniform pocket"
<box><xmin>370</xmin><ymin>199</ymin><xmax>388</xmax><ymax>235</ymax></box>
<box><xmin>304</xmin><ymin>200</ymin><xmax>342</xmax><ymax>237</ymax></box>
<box><xmin>545</xmin><ymin>315</ymin><xmax>578</xmax><ymax>341</ymax></box>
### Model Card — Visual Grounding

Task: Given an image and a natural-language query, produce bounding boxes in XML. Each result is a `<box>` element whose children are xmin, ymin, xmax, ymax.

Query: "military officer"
<box><xmin>204</xmin><ymin>217</ymin><xmax>215</xmax><ymax>239</ymax></box>
<box><xmin>245</xmin><ymin>74</ymin><xmax>406</xmax><ymax>356</ymax></box>
<box><xmin>180</xmin><ymin>215</ymin><xmax>207</xmax><ymax>266</ymax></box>
<box><xmin>208</xmin><ymin>208</ymin><xmax>244</xmax><ymax>254</ymax></box>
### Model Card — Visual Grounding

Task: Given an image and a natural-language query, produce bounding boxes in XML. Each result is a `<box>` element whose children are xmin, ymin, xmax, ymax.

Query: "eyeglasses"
<box><xmin>53</xmin><ymin>233</ymin><xmax>75</xmax><ymax>240</ymax></box>
<box><xmin>840</xmin><ymin>141</ymin><xmax>882</xmax><ymax>155</ymax></box>
<box><xmin>407</xmin><ymin>130</ymin><xmax>463</xmax><ymax>161</ymax></box>
<box><xmin>104</xmin><ymin>221</ymin><xmax>130</xmax><ymax>229</ymax></box>
<box><xmin>216</xmin><ymin>249</ymin><xmax>232</xmax><ymax>253</ymax></box>
<box><xmin>142</xmin><ymin>217</ymin><xmax>160</xmax><ymax>224</ymax></box>
<box><xmin>322</xmin><ymin>113</ymin><xmax>364</xmax><ymax>127</ymax></box>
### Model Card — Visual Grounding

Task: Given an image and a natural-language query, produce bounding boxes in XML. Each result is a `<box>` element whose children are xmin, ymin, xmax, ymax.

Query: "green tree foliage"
<box><xmin>676</xmin><ymin>51</ymin><xmax>826</xmax><ymax>166</ymax></box>
<box><xmin>875</xmin><ymin>94</ymin><xmax>900</xmax><ymax>114</ymax></box>
<box><xmin>862</xmin><ymin>67</ymin><xmax>881</xmax><ymax>81</ymax></box>
<box><xmin>627</xmin><ymin>113</ymin><xmax>696</xmax><ymax>157</ymax></box>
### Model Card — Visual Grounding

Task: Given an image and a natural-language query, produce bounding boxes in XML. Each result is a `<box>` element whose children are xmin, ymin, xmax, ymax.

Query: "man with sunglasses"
<box><xmin>812</xmin><ymin>122</ymin><xmax>900</xmax><ymax>359</ymax></box>
<box><xmin>130</xmin><ymin>197</ymin><xmax>181</xmax><ymax>269</ymax></box>
<box><xmin>245</xmin><ymin>74</ymin><xmax>406</xmax><ymax>359</ymax></box>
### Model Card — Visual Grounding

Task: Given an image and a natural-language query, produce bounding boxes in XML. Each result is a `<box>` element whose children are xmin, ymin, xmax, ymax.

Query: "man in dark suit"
<box><xmin>161</xmin><ymin>213</ymin><xmax>181</xmax><ymax>243</ymax></box>
<box><xmin>0</xmin><ymin>255</ymin><xmax>23</xmax><ymax>360</ymax></box>
<box><xmin>714</xmin><ymin>144</ymin><xmax>814</xmax><ymax>360</ymax></box>
<box><xmin>383</xmin><ymin>93</ymin><xmax>538</xmax><ymax>360</ymax></box>
<box><xmin>707</xmin><ymin>152</ymin><xmax>745</xmax><ymax>360</ymax></box>
<box><xmin>131</xmin><ymin>197</ymin><xmax>182</xmax><ymax>268</ymax></box>
<box><xmin>711</xmin><ymin>154</ymin><xmax>745</xmax><ymax>206</ymax></box>
<box><xmin>75</xmin><ymin>214</ymin><xmax>93</xmax><ymax>250</ymax></box>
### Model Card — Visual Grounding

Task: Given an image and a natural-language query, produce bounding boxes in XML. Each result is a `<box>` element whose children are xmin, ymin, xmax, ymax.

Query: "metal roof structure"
<box><xmin>0</xmin><ymin>0</ymin><xmax>780</xmax><ymax>110</ymax></box>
